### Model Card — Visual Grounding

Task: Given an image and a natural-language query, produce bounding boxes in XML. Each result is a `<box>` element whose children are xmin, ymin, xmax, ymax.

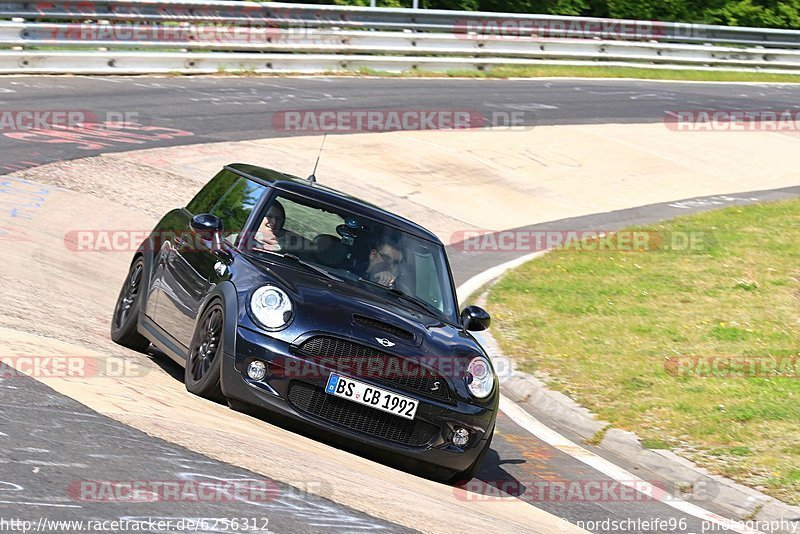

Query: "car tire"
<box><xmin>447</xmin><ymin>425</ymin><xmax>494</xmax><ymax>485</ymax></box>
<box><xmin>110</xmin><ymin>257</ymin><xmax>151</xmax><ymax>352</ymax></box>
<box><xmin>185</xmin><ymin>301</ymin><xmax>226</xmax><ymax>403</ymax></box>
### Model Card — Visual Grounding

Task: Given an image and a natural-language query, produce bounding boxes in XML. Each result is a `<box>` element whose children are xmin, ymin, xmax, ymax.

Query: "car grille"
<box><xmin>288</xmin><ymin>381</ymin><xmax>439</xmax><ymax>447</ymax></box>
<box><xmin>297</xmin><ymin>335</ymin><xmax>451</xmax><ymax>402</ymax></box>
<box><xmin>353</xmin><ymin>315</ymin><xmax>414</xmax><ymax>341</ymax></box>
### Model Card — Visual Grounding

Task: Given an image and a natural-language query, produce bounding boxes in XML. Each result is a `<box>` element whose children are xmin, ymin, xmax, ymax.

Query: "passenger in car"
<box><xmin>355</xmin><ymin>236</ymin><xmax>404</xmax><ymax>287</ymax></box>
<box><xmin>252</xmin><ymin>201</ymin><xmax>309</xmax><ymax>254</ymax></box>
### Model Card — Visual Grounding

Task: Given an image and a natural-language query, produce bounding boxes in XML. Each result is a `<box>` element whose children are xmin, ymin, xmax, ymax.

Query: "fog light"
<box><xmin>452</xmin><ymin>427</ymin><xmax>470</xmax><ymax>447</ymax></box>
<box><xmin>246</xmin><ymin>360</ymin><xmax>267</xmax><ymax>381</ymax></box>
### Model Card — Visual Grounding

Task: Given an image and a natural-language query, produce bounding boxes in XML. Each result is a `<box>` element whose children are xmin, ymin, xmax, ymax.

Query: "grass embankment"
<box><xmin>352</xmin><ymin>65</ymin><xmax>800</xmax><ymax>83</ymax></box>
<box><xmin>486</xmin><ymin>198</ymin><xmax>800</xmax><ymax>503</ymax></box>
<box><xmin>153</xmin><ymin>64</ymin><xmax>800</xmax><ymax>82</ymax></box>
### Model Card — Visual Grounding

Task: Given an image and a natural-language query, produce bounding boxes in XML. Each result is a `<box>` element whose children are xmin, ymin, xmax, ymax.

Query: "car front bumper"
<box><xmin>220</xmin><ymin>326</ymin><xmax>496</xmax><ymax>475</ymax></box>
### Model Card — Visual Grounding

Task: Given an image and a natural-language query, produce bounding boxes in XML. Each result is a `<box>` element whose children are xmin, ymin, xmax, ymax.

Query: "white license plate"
<box><xmin>325</xmin><ymin>373</ymin><xmax>419</xmax><ymax>420</ymax></box>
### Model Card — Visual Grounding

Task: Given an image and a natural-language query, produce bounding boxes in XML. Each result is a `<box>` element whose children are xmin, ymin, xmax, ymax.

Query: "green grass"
<box><xmin>354</xmin><ymin>64</ymin><xmax>800</xmax><ymax>82</ymax></box>
<box><xmin>641</xmin><ymin>438</ymin><xmax>671</xmax><ymax>449</ymax></box>
<box><xmin>486</xmin><ymin>198</ymin><xmax>800</xmax><ymax>504</ymax></box>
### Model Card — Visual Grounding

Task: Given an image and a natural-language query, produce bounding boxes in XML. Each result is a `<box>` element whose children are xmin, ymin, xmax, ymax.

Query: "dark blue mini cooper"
<box><xmin>111</xmin><ymin>163</ymin><xmax>497</xmax><ymax>482</ymax></box>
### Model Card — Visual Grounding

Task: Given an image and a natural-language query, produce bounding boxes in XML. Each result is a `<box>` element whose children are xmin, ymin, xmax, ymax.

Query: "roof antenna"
<box><xmin>307</xmin><ymin>133</ymin><xmax>327</xmax><ymax>185</ymax></box>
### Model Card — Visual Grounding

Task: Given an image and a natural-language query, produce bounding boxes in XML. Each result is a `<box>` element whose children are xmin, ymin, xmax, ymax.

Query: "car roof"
<box><xmin>225</xmin><ymin>163</ymin><xmax>443</xmax><ymax>244</ymax></box>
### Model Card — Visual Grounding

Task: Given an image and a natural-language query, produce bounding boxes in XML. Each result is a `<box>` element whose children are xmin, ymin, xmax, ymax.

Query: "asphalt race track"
<box><xmin>2</xmin><ymin>77</ymin><xmax>800</xmax><ymax>172</ymax></box>
<box><xmin>0</xmin><ymin>374</ymin><xmax>408</xmax><ymax>533</ymax></box>
<box><xmin>2</xmin><ymin>76</ymin><xmax>800</xmax><ymax>533</ymax></box>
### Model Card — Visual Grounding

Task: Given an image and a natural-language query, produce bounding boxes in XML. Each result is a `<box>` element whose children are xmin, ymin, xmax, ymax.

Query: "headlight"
<box><xmin>466</xmin><ymin>357</ymin><xmax>494</xmax><ymax>399</ymax></box>
<box><xmin>250</xmin><ymin>285</ymin><xmax>293</xmax><ymax>330</ymax></box>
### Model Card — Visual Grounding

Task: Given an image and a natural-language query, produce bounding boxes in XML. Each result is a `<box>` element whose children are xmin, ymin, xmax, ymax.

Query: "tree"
<box><xmin>277</xmin><ymin>0</ymin><xmax>800</xmax><ymax>29</ymax></box>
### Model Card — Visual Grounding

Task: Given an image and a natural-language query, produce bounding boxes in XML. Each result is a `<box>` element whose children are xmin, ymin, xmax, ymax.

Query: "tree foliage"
<box><xmin>300</xmin><ymin>0</ymin><xmax>800</xmax><ymax>29</ymax></box>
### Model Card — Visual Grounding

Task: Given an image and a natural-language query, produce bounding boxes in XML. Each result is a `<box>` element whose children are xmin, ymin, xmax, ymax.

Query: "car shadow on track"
<box><xmin>459</xmin><ymin>448</ymin><xmax>529</xmax><ymax>498</ymax></box>
<box><xmin>146</xmin><ymin>346</ymin><xmax>183</xmax><ymax>379</ymax></box>
<box><xmin>145</xmin><ymin>345</ymin><xmax>228</xmax><ymax>405</ymax></box>
<box><xmin>145</xmin><ymin>345</ymin><xmax>529</xmax><ymax>493</ymax></box>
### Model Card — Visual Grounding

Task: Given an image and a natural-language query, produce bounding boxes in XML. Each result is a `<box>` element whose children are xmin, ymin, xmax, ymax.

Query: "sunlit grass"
<box><xmin>487</xmin><ymin>199</ymin><xmax>800</xmax><ymax>503</ymax></box>
<box><xmin>352</xmin><ymin>64</ymin><xmax>800</xmax><ymax>82</ymax></box>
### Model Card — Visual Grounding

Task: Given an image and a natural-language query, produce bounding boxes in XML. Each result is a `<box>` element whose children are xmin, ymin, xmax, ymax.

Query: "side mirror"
<box><xmin>461</xmin><ymin>305</ymin><xmax>491</xmax><ymax>332</ymax></box>
<box><xmin>190</xmin><ymin>213</ymin><xmax>224</xmax><ymax>233</ymax></box>
<box><xmin>190</xmin><ymin>213</ymin><xmax>225</xmax><ymax>252</ymax></box>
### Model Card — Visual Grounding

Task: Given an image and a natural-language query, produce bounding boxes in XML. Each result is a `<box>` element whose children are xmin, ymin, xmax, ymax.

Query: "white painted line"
<box><xmin>0</xmin><ymin>481</ymin><xmax>23</xmax><ymax>491</ymax></box>
<box><xmin>455</xmin><ymin>233</ymin><xmax>611</xmax><ymax>302</ymax></box>
<box><xmin>0</xmin><ymin>500</ymin><xmax>81</xmax><ymax>508</ymax></box>
<box><xmin>0</xmin><ymin>460</ymin><xmax>88</xmax><ymax>468</ymax></box>
<box><xmin>456</xmin><ymin>250</ymin><xmax>547</xmax><ymax>304</ymax></box>
<box><xmin>499</xmin><ymin>397</ymin><xmax>761</xmax><ymax>534</ymax></box>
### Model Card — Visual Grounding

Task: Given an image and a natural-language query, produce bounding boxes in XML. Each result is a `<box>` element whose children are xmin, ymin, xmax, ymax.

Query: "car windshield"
<box><xmin>242</xmin><ymin>191</ymin><xmax>457</xmax><ymax>323</ymax></box>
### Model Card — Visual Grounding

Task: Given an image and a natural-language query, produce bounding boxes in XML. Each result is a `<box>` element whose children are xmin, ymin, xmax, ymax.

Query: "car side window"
<box><xmin>186</xmin><ymin>169</ymin><xmax>239</xmax><ymax>215</ymax></box>
<box><xmin>281</xmin><ymin>197</ymin><xmax>344</xmax><ymax>241</ymax></box>
<box><xmin>209</xmin><ymin>178</ymin><xmax>268</xmax><ymax>243</ymax></box>
<box><xmin>411</xmin><ymin>250</ymin><xmax>444</xmax><ymax>312</ymax></box>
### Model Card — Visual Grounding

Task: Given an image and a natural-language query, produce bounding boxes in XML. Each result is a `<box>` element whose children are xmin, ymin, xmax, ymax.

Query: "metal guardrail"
<box><xmin>5</xmin><ymin>50</ymin><xmax>800</xmax><ymax>75</ymax></box>
<box><xmin>4</xmin><ymin>0</ymin><xmax>800</xmax><ymax>47</ymax></box>
<box><xmin>2</xmin><ymin>0</ymin><xmax>800</xmax><ymax>74</ymax></box>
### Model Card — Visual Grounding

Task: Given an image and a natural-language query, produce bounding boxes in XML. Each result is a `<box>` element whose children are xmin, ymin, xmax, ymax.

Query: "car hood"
<box><xmin>232</xmin><ymin>254</ymin><xmax>488</xmax><ymax>373</ymax></box>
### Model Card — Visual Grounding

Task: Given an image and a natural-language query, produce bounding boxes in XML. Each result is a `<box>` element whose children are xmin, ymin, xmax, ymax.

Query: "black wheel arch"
<box><xmin>196</xmin><ymin>281</ymin><xmax>239</xmax><ymax>398</ymax></box>
<box><xmin>134</xmin><ymin>239</ymin><xmax>156</xmax><ymax>318</ymax></box>
<box><xmin>197</xmin><ymin>281</ymin><xmax>239</xmax><ymax>362</ymax></box>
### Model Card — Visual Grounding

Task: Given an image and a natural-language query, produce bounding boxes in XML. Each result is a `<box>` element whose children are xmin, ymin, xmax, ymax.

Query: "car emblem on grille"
<box><xmin>375</xmin><ymin>337</ymin><xmax>395</xmax><ymax>347</ymax></box>
<box><xmin>431</xmin><ymin>381</ymin><xmax>441</xmax><ymax>392</ymax></box>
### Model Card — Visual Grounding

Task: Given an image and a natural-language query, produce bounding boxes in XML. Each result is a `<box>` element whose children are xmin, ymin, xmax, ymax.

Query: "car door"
<box><xmin>149</xmin><ymin>168</ymin><xmax>237</xmax><ymax>346</ymax></box>
<box><xmin>153</xmin><ymin>170</ymin><xmax>268</xmax><ymax>351</ymax></box>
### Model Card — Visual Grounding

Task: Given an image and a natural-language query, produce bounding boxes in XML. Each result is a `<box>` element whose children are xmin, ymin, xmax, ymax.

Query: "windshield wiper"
<box><xmin>357</xmin><ymin>277</ymin><xmax>442</xmax><ymax>318</ymax></box>
<box><xmin>251</xmin><ymin>249</ymin><xmax>342</xmax><ymax>282</ymax></box>
<box><xmin>282</xmin><ymin>253</ymin><xmax>343</xmax><ymax>281</ymax></box>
